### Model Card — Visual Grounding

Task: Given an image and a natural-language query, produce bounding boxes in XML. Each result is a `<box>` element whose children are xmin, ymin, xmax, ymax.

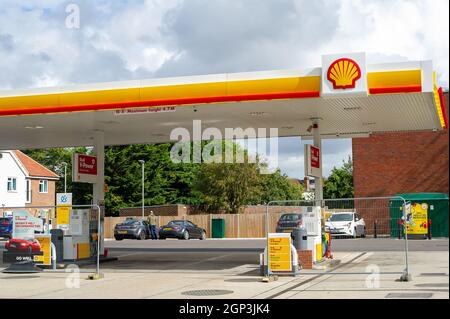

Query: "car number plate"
<box><xmin>118</xmin><ymin>231</ymin><xmax>127</xmax><ymax>234</ymax></box>
<box><xmin>163</xmin><ymin>227</ymin><xmax>172</xmax><ymax>231</ymax></box>
<box><xmin>283</xmin><ymin>229</ymin><xmax>293</xmax><ymax>233</ymax></box>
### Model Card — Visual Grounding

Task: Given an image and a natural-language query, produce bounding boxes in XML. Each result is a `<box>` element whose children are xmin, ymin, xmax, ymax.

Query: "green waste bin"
<box><xmin>390</xmin><ymin>193</ymin><xmax>449</xmax><ymax>238</ymax></box>
<box><xmin>212</xmin><ymin>218</ymin><xmax>226</xmax><ymax>238</ymax></box>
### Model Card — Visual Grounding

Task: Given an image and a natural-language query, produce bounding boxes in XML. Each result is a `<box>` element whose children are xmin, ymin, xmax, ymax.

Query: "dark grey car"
<box><xmin>159</xmin><ymin>220</ymin><xmax>206</xmax><ymax>240</ymax></box>
<box><xmin>114</xmin><ymin>219</ymin><xmax>150</xmax><ymax>240</ymax></box>
<box><xmin>276</xmin><ymin>213</ymin><xmax>304</xmax><ymax>233</ymax></box>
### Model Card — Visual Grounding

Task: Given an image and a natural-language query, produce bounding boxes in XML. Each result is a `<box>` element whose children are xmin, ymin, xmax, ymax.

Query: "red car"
<box><xmin>5</xmin><ymin>239</ymin><xmax>41</xmax><ymax>254</ymax></box>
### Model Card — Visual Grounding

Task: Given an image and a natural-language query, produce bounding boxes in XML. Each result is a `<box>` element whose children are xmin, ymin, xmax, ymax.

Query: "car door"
<box><xmin>186</xmin><ymin>221</ymin><xmax>200</xmax><ymax>238</ymax></box>
<box><xmin>142</xmin><ymin>221</ymin><xmax>149</xmax><ymax>236</ymax></box>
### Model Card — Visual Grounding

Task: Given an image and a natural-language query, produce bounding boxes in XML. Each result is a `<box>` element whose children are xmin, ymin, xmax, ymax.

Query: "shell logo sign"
<box><xmin>321</xmin><ymin>52</ymin><xmax>367</xmax><ymax>97</ymax></box>
<box><xmin>327</xmin><ymin>58</ymin><xmax>361</xmax><ymax>90</ymax></box>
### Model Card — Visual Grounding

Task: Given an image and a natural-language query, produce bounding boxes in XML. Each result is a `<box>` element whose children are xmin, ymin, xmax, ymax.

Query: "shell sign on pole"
<box><xmin>321</xmin><ymin>52</ymin><xmax>368</xmax><ymax>97</ymax></box>
<box><xmin>72</xmin><ymin>153</ymin><xmax>98</xmax><ymax>184</ymax></box>
<box><xmin>304</xmin><ymin>144</ymin><xmax>321</xmax><ymax>178</ymax></box>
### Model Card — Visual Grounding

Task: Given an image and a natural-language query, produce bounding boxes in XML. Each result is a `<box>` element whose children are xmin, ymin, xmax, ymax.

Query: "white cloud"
<box><xmin>317</xmin><ymin>0</ymin><xmax>449</xmax><ymax>85</ymax></box>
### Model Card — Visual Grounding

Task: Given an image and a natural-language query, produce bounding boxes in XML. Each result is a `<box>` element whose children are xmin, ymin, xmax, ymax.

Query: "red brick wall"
<box><xmin>352</xmin><ymin>93</ymin><xmax>449</xmax><ymax>198</ymax></box>
<box><xmin>26</xmin><ymin>179</ymin><xmax>56</xmax><ymax>207</ymax></box>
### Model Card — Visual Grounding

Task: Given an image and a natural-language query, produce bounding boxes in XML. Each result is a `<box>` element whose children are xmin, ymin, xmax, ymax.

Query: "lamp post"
<box><xmin>61</xmin><ymin>162</ymin><xmax>68</xmax><ymax>193</ymax></box>
<box><xmin>138</xmin><ymin>160</ymin><xmax>145</xmax><ymax>218</ymax></box>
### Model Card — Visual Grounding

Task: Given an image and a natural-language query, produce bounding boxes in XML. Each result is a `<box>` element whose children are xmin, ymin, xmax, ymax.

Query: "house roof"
<box><xmin>13</xmin><ymin>150</ymin><xmax>59</xmax><ymax>179</ymax></box>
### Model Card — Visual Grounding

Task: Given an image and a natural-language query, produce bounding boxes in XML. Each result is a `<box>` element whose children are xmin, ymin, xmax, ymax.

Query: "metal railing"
<box><xmin>265</xmin><ymin>196</ymin><xmax>410</xmax><ymax>281</ymax></box>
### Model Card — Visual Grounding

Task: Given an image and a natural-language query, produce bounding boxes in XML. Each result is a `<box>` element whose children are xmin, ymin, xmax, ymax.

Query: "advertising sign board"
<box><xmin>12</xmin><ymin>210</ymin><xmax>43</xmax><ymax>240</ymax></box>
<box><xmin>34</xmin><ymin>235</ymin><xmax>51</xmax><ymax>265</ymax></box>
<box><xmin>268</xmin><ymin>233</ymin><xmax>292</xmax><ymax>272</ymax></box>
<box><xmin>56</xmin><ymin>193</ymin><xmax>72</xmax><ymax>230</ymax></box>
<box><xmin>406</xmin><ymin>203</ymin><xmax>429</xmax><ymax>235</ymax></box>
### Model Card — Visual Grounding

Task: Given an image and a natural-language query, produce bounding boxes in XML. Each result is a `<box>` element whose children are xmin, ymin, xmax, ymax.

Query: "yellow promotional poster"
<box><xmin>34</xmin><ymin>235</ymin><xmax>51</xmax><ymax>266</ymax></box>
<box><xmin>57</xmin><ymin>206</ymin><xmax>70</xmax><ymax>225</ymax></box>
<box><xmin>406</xmin><ymin>203</ymin><xmax>428</xmax><ymax>235</ymax></box>
<box><xmin>268</xmin><ymin>233</ymin><xmax>292</xmax><ymax>272</ymax></box>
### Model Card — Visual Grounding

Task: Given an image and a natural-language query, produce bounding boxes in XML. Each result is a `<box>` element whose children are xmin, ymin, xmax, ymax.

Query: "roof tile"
<box><xmin>13</xmin><ymin>150</ymin><xmax>59</xmax><ymax>179</ymax></box>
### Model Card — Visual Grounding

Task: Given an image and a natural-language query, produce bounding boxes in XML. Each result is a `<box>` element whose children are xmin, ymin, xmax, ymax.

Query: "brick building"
<box><xmin>352</xmin><ymin>92</ymin><xmax>448</xmax><ymax>198</ymax></box>
<box><xmin>0</xmin><ymin>150</ymin><xmax>59</xmax><ymax>217</ymax></box>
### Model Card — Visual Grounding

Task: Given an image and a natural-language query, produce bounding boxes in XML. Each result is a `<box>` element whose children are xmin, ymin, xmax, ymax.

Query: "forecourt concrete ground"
<box><xmin>0</xmin><ymin>238</ymin><xmax>448</xmax><ymax>299</ymax></box>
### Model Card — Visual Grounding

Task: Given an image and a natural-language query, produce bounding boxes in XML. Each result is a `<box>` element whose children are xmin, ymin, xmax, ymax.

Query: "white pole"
<box><xmin>142</xmin><ymin>163</ymin><xmax>144</xmax><ymax>219</ymax></box>
<box><xmin>64</xmin><ymin>163</ymin><xmax>67</xmax><ymax>194</ymax></box>
<box><xmin>93</xmin><ymin>131</ymin><xmax>105</xmax><ymax>259</ymax></box>
<box><xmin>139</xmin><ymin>160</ymin><xmax>145</xmax><ymax>219</ymax></box>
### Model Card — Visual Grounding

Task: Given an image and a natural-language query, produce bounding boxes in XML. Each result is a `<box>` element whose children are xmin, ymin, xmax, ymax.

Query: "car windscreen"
<box><xmin>122</xmin><ymin>220</ymin><xmax>140</xmax><ymax>226</ymax></box>
<box><xmin>279</xmin><ymin>214</ymin><xmax>301</xmax><ymax>221</ymax></box>
<box><xmin>169</xmin><ymin>221</ymin><xmax>186</xmax><ymax>226</ymax></box>
<box><xmin>329</xmin><ymin>214</ymin><xmax>353</xmax><ymax>222</ymax></box>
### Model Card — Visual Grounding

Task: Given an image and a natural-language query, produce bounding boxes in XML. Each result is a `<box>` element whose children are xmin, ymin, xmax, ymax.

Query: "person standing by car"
<box><xmin>147</xmin><ymin>211</ymin><xmax>158</xmax><ymax>240</ymax></box>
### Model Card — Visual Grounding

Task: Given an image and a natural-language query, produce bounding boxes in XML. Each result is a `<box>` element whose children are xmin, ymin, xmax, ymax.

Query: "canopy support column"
<box><xmin>93</xmin><ymin>130</ymin><xmax>105</xmax><ymax>205</ymax></box>
<box><xmin>312</xmin><ymin>119</ymin><xmax>324</xmax><ymax>206</ymax></box>
<box><xmin>93</xmin><ymin>130</ymin><xmax>105</xmax><ymax>255</ymax></box>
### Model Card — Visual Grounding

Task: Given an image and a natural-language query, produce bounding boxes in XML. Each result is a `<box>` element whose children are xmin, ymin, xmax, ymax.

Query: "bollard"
<box><xmin>374</xmin><ymin>220</ymin><xmax>377</xmax><ymax>239</ymax></box>
<box><xmin>428</xmin><ymin>219</ymin><xmax>432</xmax><ymax>240</ymax></box>
<box><xmin>50</xmin><ymin>242</ymin><xmax>57</xmax><ymax>271</ymax></box>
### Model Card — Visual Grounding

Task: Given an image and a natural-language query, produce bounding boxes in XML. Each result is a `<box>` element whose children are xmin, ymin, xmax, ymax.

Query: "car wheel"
<box><xmin>138</xmin><ymin>231</ymin><xmax>146</xmax><ymax>240</ymax></box>
<box><xmin>353</xmin><ymin>228</ymin><xmax>357</xmax><ymax>239</ymax></box>
<box><xmin>183</xmin><ymin>231</ymin><xmax>190</xmax><ymax>240</ymax></box>
<box><xmin>361</xmin><ymin>228</ymin><xmax>366</xmax><ymax>238</ymax></box>
<box><xmin>199</xmin><ymin>231</ymin><xmax>206</xmax><ymax>240</ymax></box>
<box><xmin>115</xmin><ymin>236</ymin><xmax>123</xmax><ymax>241</ymax></box>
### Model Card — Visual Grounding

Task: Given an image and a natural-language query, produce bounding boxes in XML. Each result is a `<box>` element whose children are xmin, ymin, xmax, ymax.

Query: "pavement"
<box><xmin>102</xmin><ymin>237</ymin><xmax>449</xmax><ymax>252</ymax></box>
<box><xmin>0</xmin><ymin>238</ymin><xmax>448</xmax><ymax>299</ymax></box>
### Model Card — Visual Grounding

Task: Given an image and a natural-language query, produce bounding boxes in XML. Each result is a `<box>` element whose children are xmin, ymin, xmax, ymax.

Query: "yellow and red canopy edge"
<box><xmin>0</xmin><ymin>68</ymin><xmax>442</xmax><ymax>124</ymax></box>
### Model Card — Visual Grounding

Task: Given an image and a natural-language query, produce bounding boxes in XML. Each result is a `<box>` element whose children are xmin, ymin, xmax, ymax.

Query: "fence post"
<box><xmin>209</xmin><ymin>214</ymin><xmax>212</xmax><ymax>239</ymax></box>
<box><xmin>237</xmin><ymin>214</ymin><xmax>240</xmax><ymax>239</ymax></box>
<box><xmin>428</xmin><ymin>219</ymin><xmax>432</xmax><ymax>240</ymax></box>
<box><xmin>400</xmin><ymin>198</ymin><xmax>411</xmax><ymax>281</ymax></box>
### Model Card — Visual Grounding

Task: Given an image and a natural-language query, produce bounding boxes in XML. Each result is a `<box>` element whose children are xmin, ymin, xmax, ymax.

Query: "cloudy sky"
<box><xmin>0</xmin><ymin>0</ymin><xmax>448</xmax><ymax>178</ymax></box>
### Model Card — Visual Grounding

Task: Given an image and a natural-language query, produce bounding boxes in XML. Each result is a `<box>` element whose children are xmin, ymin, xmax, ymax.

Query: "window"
<box><xmin>39</xmin><ymin>180</ymin><xmax>48</xmax><ymax>193</ymax></box>
<box><xmin>7</xmin><ymin>177</ymin><xmax>17</xmax><ymax>192</ymax></box>
<box><xmin>280</xmin><ymin>214</ymin><xmax>302</xmax><ymax>221</ymax></box>
<box><xmin>25</xmin><ymin>180</ymin><xmax>31</xmax><ymax>203</ymax></box>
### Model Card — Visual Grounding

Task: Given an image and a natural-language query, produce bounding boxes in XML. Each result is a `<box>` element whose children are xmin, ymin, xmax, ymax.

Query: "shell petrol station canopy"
<box><xmin>0</xmin><ymin>52</ymin><xmax>447</xmax><ymax>150</ymax></box>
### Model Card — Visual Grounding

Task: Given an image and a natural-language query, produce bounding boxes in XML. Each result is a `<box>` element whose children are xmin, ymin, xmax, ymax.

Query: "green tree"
<box><xmin>104</xmin><ymin>144</ymin><xmax>202</xmax><ymax>216</ymax></box>
<box><xmin>259</xmin><ymin>169</ymin><xmax>304</xmax><ymax>203</ymax></box>
<box><xmin>323</xmin><ymin>156</ymin><xmax>354</xmax><ymax>199</ymax></box>
<box><xmin>23</xmin><ymin>141</ymin><xmax>307</xmax><ymax>216</ymax></box>
<box><xmin>194</xmin><ymin>142</ymin><xmax>262</xmax><ymax>214</ymax></box>
<box><xmin>23</xmin><ymin>147</ymin><xmax>92</xmax><ymax>205</ymax></box>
